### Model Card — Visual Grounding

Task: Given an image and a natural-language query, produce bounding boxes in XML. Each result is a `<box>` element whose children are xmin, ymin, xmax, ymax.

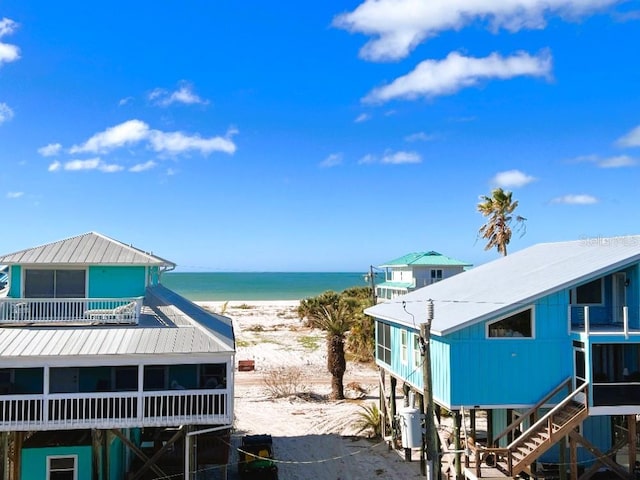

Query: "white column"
<box><xmin>43</xmin><ymin>365</ymin><xmax>50</xmax><ymax>424</ymax></box>
<box><xmin>137</xmin><ymin>365</ymin><xmax>144</xmax><ymax>422</ymax></box>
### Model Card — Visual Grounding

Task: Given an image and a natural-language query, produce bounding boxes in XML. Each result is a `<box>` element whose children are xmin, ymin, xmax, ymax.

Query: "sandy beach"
<box><xmin>197</xmin><ymin>300</ymin><xmax>424</xmax><ymax>479</ymax></box>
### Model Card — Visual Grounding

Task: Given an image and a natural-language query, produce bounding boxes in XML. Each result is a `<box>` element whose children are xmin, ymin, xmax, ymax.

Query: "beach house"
<box><xmin>0</xmin><ymin>232</ymin><xmax>235</xmax><ymax>480</ymax></box>
<box><xmin>366</xmin><ymin>235</ymin><xmax>640</xmax><ymax>479</ymax></box>
<box><xmin>375</xmin><ymin>251</ymin><xmax>471</xmax><ymax>302</ymax></box>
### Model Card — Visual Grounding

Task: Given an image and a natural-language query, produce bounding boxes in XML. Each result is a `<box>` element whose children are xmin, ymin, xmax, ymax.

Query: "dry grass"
<box><xmin>262</xmin><ymin>366</ymin><xmax>306</xmax><ymax>398</ymax></box>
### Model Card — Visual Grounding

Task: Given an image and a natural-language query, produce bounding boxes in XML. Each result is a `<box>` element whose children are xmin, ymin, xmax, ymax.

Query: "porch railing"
<box><xmin>0</xmin><ymin>389</ymin><xmax>230</xmax><ymax>431</ymax></box>
<box><xmin>569</xmin><ymin>305</ymin><xmax>640</xmax><ymax>337</ymax></box>
<box><xmin>0</xmin><ymin>297</ymin><xmax>143</xmax><ymax>325</ymax></box>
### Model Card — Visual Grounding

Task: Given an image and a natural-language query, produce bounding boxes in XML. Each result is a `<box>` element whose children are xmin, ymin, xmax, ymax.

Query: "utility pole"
<box><xmin>421</xmin><ymin>299</ymin><xmax>439</xmax><ymax>480</ymax></box>
<box><xmin>367</xmin><ymin>265</ymin><xmax>378</xmax><ymax>305</ymax></box>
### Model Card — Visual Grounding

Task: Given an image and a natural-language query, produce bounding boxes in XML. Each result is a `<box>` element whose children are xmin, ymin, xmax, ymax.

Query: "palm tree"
<box><xmin>299</xmin><ymin>294</ymin><xmax>355</xmax><ymax>400</ymax></box>
<box><xmin>477</xmin><ymin>187</ymin><xmax>526</xmax><ymax>256</ymax></box>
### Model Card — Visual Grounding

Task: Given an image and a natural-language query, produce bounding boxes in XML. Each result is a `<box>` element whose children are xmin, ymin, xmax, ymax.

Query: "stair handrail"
<box><xmin>493</xmin><ymin>377</ymin><xmax>572</xmax><ymax>447</ymax></box>
<box><xmin>507</xmin><ymin>381</ymin><xmax>589</xmax><ymax>452</ymax></box>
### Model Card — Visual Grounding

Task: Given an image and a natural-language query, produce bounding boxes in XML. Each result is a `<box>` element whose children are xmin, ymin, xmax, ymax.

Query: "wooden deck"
<box><xmin>464</xmin><ymin>466</ymin><xmax>512</xmax><ymax>480</ymax></box>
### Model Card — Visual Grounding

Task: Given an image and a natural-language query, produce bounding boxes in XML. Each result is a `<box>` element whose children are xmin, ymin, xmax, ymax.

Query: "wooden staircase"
<box><xmin>467</xmin><ymin>378</ymin><xmax>590</xmax><ymax>478</ymax></box>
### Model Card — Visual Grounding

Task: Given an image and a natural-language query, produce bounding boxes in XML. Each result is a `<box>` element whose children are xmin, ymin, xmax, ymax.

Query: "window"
<box><xmin>200</xmin><ymin>363</ymin><xmax>226</xmax><ymax>389</ymax></box>
<box><xmin>430</xmin><ymin>269</ymin><xmax>443</xmax><ymax>283</ymax></box>
<box><xmin>47</xmin><ymin>455</ymin><xmax>77</xmax><ymax>480</ymax></box>
<box><xmin>412</xmin><ymin>334</ymin><xmax>422</xmax><ymax>369</ymax></box>
<box><xmin>487</xmin><ymin>308</ymin><xmax>534</xmax><ymax>338</ymax></box>
<box><xmin>24</xmin><ymin>269</ymin><xmax>85</xmax><ymax>298</ymax></box>
<box><xmin>400</xmin><ymin>330</ymin><xmax>408</xmax><ymax>365</ymax></box>
<box><xmin>144</xmin><ymin>366</ymin><xmax>167</xmax><ymax>391</ymax></box>
<box><xmin>571</xmin><ymin>278</ymin><xmax>603</xmax><ymax>305</ymax></box>
<box><xmin>376</xmin><ymin>321</ymin><xmax>391</xmax><ymax>365</ymax></box>
<box><xmin>114</xmin><ymin>366</ymin><xmax>138</xmax><ymax>391</ymax></box>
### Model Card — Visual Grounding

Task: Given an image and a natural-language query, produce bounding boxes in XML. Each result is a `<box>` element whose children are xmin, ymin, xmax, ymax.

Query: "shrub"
<box><xmin>352</xmin><ymin>403</ymin><xmax>382</xmax><ymax>438</ymax></box>
<box><xmin>262</xmin><ymin>366</ymin><xmax>305</xmax><ymax>398</ymax></box>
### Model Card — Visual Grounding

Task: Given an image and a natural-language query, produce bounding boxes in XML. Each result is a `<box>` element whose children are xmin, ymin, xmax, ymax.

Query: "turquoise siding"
<box><xmin>21</xmin><ymin>445</ymin><xmax>92</xmax><ymax>480</ymax></box>
<box><xmin>9</xmin><ymin>265</ymin><xmax>20</xmax><ymax>298</ymax></box>
<box><xmin>89</xmin><ymin>266</ymin><xmax>147</xmax><ymax>297</ymax></box>
<box><xmin>108</xmin><ymin>432</ymin><xmax>124</xmax><ymax>480</ymax></box>
<box><xmin>447</xmin><ymin>291</ymin><xmax>572</xmax><ymax>407</ymax></box>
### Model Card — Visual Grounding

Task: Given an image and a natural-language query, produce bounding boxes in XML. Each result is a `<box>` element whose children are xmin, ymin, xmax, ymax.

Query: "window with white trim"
<box><xmin>570</xmin><ymin>278</ymin><xmax>603</xmax><ymax>305</ymax></box>
<box><xmin>400</xmin><ymin>330</ymin><xmax>408</xmax><ymax>364</ymax></box>
<box><xmin>412</xmin><ymin>334</ymin><xmax>422</xmax><ymax>369</ymax></box>
<box><xmin>47</xmin><ymin>455</ymin><xmax>77</xmax><ymax>480</ymax></box>
<box><xmin>430</xmin><ymin>269</ymin><xmax>443</xmax><ymax>283</ymax></box>
<box><xmin>376</xmin><ymin>321</ymin><xmax>391</xmax><ymax>365</ymax></box>
<box><xmin>487</xmin><ymin>308</ymin><xmax>534</xmax><ymax>338</ymax></box>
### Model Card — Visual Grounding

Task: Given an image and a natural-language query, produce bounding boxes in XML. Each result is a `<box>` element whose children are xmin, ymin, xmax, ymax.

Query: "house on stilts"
<box><xmin>365</xmin><ymin>235</ymin><xmax>640</xmax><ymax>479</ymax></box>
<box><xmin>0</xmin><ymin>232</ymin><xmax>235</xmax><ymax>480</ymax></box>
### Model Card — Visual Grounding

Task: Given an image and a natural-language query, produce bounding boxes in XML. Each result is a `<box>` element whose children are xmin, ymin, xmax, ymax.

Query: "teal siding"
<box><xmin>9</xmin><ymin>265</ymin><xmax>20</xmax><ymax>298</ymax></box>
<box><xmin>109</xmin><ymin>432</ymin><xmax>124</xmax><ymax>480</ymax></box>
<box><xmin>448</xmin><ymin>291</ymin><xmax>572</xmax><ymax>407</ymax></box>
<box><xmin>88</xmin><ymin>266</ymin><xmax>146</xmax><ymax>297</ymax></box>
<box><xmin>21</xmin><ymin>445</ymin><xmax>92</xmax><ymax>480</ymax></box>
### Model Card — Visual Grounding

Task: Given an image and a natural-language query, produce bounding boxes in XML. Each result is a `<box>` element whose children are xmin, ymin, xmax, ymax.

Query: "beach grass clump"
<box><xmin>351</xmin><ymin>403</ymin><xmax>382</xmax><ymax>438</ymax></box>
<box><xmin>263</xmin><ymin>366</ymin><xmax>306</xmax><ymax>398</ymax></box>
<box><xmin>235</xmin><ymin>303</ymin><xmax>255</xmax><ymax>310</ymax></box>
<box><xmin>236</xmin><ymin>339</ymin><xmax>251</xmax><ymax>347</ymax></box>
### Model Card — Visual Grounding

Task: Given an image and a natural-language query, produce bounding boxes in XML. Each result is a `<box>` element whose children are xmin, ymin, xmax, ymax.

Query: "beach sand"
<box><xmin>197</xmin><ymin>300</ymin><xmax>423</xmax><ymax>479</ymax></box>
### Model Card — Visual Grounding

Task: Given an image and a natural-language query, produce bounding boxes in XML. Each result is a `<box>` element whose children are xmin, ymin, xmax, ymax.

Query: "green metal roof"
<box><xmin>379</xmin><ymin>251</ymin><xmax>471</xmax><ymax>268</ymax></box>
<box><xmin>376</xmin><ymin>281</ymin><xmax>414</xmax><ymax>289</ymax></box>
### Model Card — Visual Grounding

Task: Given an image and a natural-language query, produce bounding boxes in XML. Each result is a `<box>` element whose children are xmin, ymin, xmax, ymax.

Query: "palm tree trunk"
<box><xmin>327</xmin><ymin>334</ymin><xmax>346</xmax><ymax>400</ymax></box>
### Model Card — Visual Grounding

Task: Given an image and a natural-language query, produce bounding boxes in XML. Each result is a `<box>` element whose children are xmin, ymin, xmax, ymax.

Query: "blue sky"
<box><xmin>1</xmin><ymin>1</ymin><xmax>639</xmax><ymax>272</ymax></box>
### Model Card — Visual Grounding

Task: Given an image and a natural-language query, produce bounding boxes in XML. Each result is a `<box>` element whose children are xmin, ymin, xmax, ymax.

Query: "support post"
<box><xmin>629</xmin><ymin>414</ymin><xmax>637</xmax><ymax>476</ymax></box>
<box><xmin>570</xmin><ymin>435</ymin><xmax>578</xmax><ymax>480</ymax></box>
<box><xmin>419</xmin><ymin>393</ymin><xmax>426</xmax><ymax>477</ymax></box>
<box><xmin>380</xmin><ymin>369</ymin><xmax>387</xmax><ymax>440</ymax></box>
<box><xmin>470</xmin><ymin>409</ymin><xmax>476</xmax><ymax>443</ymax></box>
<box><xmin>559</xmin><ymin>436</ymin><xmax>567</xmax><ymax>480</ymax></box>
<box><xmin>184</xmin><ymin>427</ymin><xmax>191</xmax><ymax>480</ymax></box>
<box><xmin>487</xmin><ymin>410</ymin><xmax>493</xmax><ymax>446</ymax></box>
<box><xmin>421</xmin><ymin>299</ymin><xmax>440</xmax><ymax>480</ymax></box>
<box><xmin>390</xmin><ymin>376</ymin><xmax>397</xmax><ymax>447</ymax></box>
<box><xmin>454</xmin><ymin>411</ymin><xmax>462</xmax><ymax>480</ymax></box>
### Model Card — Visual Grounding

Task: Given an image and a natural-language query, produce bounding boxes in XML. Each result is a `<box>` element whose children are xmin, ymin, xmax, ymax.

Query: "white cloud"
<box><xmin>364</xmin><ymin>51</ymin><xmax>552</xmax><ymax>103</ymax></box>
<box><xmin>358</xmin><ymin>154</ymin><xmax>377</xmax><ymax>165</ymax></box>
<box><xmin>118</xmin><ymin>96</ymin><xmax>133</xmax><ymax>106</ymax></box>
<box><xmin>0</xmin><ymin>18</ymin><xmax>20</xmax><ymax>67</ymax></box>
<box><xmin>6</xmin><ymin>191</ymin><xmax>23</xmax><ymax>199</ymax></box>
<box><xmin>0</xmin><ymin>102</ymin><xmax>13</xmax><ymax>124</ymax></box>
<box><xmin>68</xmin><ymin>119</ymin><xmax>236</xmax><ymax>157</ymax></box>
<box><xmin>355</xmin><ymin>113</ymin><xmax>371</xmax><ymax>123</ymax></box>
<box><xmin>149</xmin><ymin>82</ymin><xmax>209</xmax><ymax>107</ymax></box>
<box><xmin>492</xmin><ymin>169</ymin><xmax>537</xmax><ymax>187</ymax></box>
<box><xmin>551</xmin><ymin>194</ymin><xmax>599</xmax><ymax>205</ymax></box>
<box><xmin>70</xmin><ymin>119</ymin><xmax>150</xmax><ymax>154</ymax></box>
<box><xmin>130</xmin><ymin>160</ymin><xmax>157</xmax><ymax>172</ymax></box>
<box><xmin>49</xmin><ymin>158</ymin><xmax>124</xmax><ymax>173</ymax></box>
<box><xmin>381</xmin><ymin>150</ymin><xmax>421</xmax><ymax>164</ymax></box>
<box><xmin>37</xmin><ymin>143</ymin><xmax>62</xmax><ymax>157</ymax></box>
<box><xmin>319</xmin><ymin>153</ymin><xmax>343</xmax><ymax>168</ymax></box>
<box><xmin>148</xmin><ymin>130</ymin><xmax>236</xmax><ymax>155</ymax></box>
<box><xmin>333</xmin><ymin>0</ymin><xmax>619</xmax><ymax>61</ymax></box>
<box><xmin>616</xmin><ymin>125</ymin><xmax>640</xmax><ymax>147</ymax></box>
<box><xmin>405</xmin><ymin>131</ymin><xmax>437</xmax><ymax>142</ymax></box>
<box><xmin>571</xmin><ymin>154</ymin><xmax>637</xmax><ymax>168</ymax></box>
<box><xmin>48</xmin><ymin>161</ymin><xmax>61</xmax><ymax>172</ymax></box>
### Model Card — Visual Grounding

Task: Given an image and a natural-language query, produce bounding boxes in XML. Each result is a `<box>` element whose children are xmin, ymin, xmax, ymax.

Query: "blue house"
<box><xmin>0</xmin><ymin>232</ymin><xmax>235</xmax><ymax>480</ymax></box>
<box><xmin>375</xmin><ymin>251</ymin><xmax>471</xmax><ymax>302</ymax></box>
<box><xmin>366</xmin><ymin>236</ymin><xmax>640</xmax><ymax>479</ymax></box>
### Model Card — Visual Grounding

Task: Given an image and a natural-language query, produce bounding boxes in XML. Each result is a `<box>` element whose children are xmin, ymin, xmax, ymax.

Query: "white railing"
<box><xmin>0</xmin><ymin>389</ymin><xmax>230</xmax><ymax>431</ymax></box>
<box><xmin>569</xmin><ymin>305</ymin><xmax>639</xmax><ymax>337</ymax></box>
<box><xmin>0</xmin><ymin>297</ymin><xmax>143</xmax><ymax>325</ymax></box>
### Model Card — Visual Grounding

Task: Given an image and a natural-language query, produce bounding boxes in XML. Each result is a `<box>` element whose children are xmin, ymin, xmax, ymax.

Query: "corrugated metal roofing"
<box><xmin>366</xmin><ymin>235</ymin><xmax>640</xmax><ymax>336</ymax></box>
<box><xmin>0</xmin><ymin>232</ymin><xmax>175</xmax><ymax>267</ymax></box>
<box><xmin>379</xmin><ymin>251</ymin><xmax>471</xmax><ymax>268</ymax></box>
<box><xmin>0</xmin><ymin>286</ymin><xmax>234</xmax><ymax>360</ymax></box>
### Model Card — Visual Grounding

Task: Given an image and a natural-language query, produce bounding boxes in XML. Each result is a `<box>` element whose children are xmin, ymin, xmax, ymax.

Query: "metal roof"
<box><xmin>379</xmin><ymin>251</ymin><xmax>471</xmax><ymax>268</ymax></box>
<box><xmin>0</xmin><ymin>286</ymin><xmax>234</xmax><ymax>361</ymax></box>
<box><xmin>366</xmin><ymin>235</ymin><xmax>640</xmax><ymax>336</ymax></box>
<box><xmin>0</xmin><ymin>232</ymin><xmax>175</xmax><ymax>267</ymax></box>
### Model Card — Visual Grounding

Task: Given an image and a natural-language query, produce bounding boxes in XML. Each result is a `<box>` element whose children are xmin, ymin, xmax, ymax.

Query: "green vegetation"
<box><xmin>297</xmin><ymin>286</ymin><xmax>373</xmax><ymax>400</ymax></box>
<box><xmin>477</xmin><ymin>187</ymin><xmax>526</xmax><ymax>256</ymax></box>
<box><xmin>298</xmin><ymin>335</ymin><xmax>321</xmax><ymax>351</ymax></box>
<box><xmin>352</xmin><ymin>403</ymin><xmax>382</xmax><ymax>438</ymax></box>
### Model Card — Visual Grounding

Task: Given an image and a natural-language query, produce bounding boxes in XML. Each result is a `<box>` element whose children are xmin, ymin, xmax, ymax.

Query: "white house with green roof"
<box><xmin>375</xmin><ymin>251</ymin><xmax>471</xmax><ymax>302</ymax></box>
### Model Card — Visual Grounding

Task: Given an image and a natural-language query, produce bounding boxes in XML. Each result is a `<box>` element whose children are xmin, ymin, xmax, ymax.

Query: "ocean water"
<box><xmin>161</xmin><ymin>272</ymin><xmax>369</xmax><ymax>301</ymax></box>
